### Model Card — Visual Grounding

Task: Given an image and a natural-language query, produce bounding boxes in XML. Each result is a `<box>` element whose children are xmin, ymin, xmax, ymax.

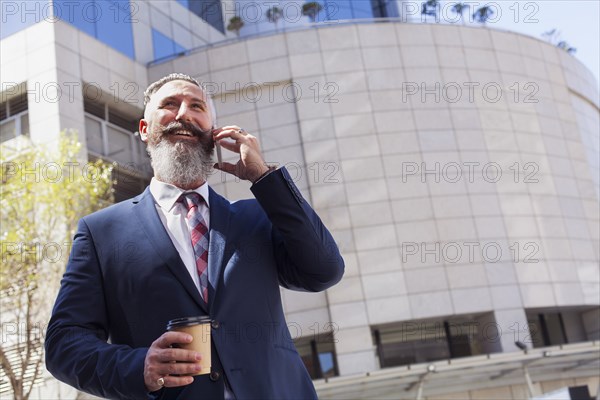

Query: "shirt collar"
<box><xmin>149</xmin><ymin>177</ymin><xmax>210</xmax><ymax>212</ymax></box>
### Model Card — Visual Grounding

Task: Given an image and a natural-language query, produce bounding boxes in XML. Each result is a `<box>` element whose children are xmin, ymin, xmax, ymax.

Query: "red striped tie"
<box><xmin>179</xmin><ymin>193</ymin><xmax>209</xmax><ymax>304</ymax></box>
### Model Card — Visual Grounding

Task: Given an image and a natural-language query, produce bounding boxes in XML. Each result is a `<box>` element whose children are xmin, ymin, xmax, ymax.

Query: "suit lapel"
<box><xmin>133</xmin><ymin>188</ymin><xmax>208</xmax><ymax>313</ymax></box>
<box><xmin>207</xmin><ymin>187</ymin><xmax>233</xmax><ymax>314</ymax></box>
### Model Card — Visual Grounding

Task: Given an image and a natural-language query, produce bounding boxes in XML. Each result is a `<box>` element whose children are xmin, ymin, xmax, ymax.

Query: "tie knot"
<box><xmin>178</xmin><ymin>192</ymin><xmax>204</xmax><ymax>212</ymax></box>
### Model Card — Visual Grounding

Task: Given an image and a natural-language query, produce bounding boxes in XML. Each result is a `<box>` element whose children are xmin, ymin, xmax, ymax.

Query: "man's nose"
<box><xmin>175</xmin><ymin>103</ymin><xmax>191</xmax><ymax>122</ymax></box>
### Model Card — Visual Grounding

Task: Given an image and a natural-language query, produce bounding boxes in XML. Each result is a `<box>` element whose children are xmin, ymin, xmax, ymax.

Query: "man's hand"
<box><xmin>213</xmin><ymin>126</ymin><xmax>270</xmax><ymax>182</ymax></box>
<box><xmin>144</xmin><ymin>332</ymin><xmax>203</xmax><ymax>392</ymax></box>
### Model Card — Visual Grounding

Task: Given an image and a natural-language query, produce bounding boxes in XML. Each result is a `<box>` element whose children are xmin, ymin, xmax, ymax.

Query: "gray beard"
<box><xmin>147</xmin><ymin>139</ymin><xmax>214</xmax><ymax>188</ymax></box>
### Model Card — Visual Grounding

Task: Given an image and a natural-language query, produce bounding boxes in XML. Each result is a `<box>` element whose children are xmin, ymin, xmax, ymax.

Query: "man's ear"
<box><xmin>139</xmin><ymin>119</ymin><xmax>149</xmax><ymax>142</ymax></box>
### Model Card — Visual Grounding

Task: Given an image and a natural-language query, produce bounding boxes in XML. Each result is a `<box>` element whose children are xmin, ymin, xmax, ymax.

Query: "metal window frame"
<box><xmin>84</xmin><ymin>110</ymin><xmax>139</xmax><ymax>166</ymax></box>
<box><xmin>0</xmin><ymin>110</ymin><xmax>29</xmax><ymax>142</ymax></box>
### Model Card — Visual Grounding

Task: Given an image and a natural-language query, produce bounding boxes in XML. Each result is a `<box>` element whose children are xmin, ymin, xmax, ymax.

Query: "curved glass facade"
<box><xmin>228</xmin><ymin>0</ymin><xmax>398</xmax><ymax>36</ymax></box>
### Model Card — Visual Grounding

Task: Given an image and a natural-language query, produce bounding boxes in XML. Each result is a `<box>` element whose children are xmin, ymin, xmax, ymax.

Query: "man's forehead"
<box><xmin>152</xmin><ymin>80</ymin><xmax>206</xmax><ymax>101</ymax></box>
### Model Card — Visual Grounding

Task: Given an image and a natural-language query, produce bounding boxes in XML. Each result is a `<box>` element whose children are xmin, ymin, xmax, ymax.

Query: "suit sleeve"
<box><xmin>250</xmin><ymin>167</ymin><xmax>344</xmax><ymax>291</ymax></box>
<box><xmin>45</xmin><ymin>219</ymin><xmax>150</xmax><ymax>400</ymax></box>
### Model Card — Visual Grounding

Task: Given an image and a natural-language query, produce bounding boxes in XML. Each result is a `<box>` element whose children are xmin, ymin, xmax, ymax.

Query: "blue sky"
<box><xmin>441</xmin><ymin>0</ymin><xmax>600</xmax><ymax>86</ymax></box>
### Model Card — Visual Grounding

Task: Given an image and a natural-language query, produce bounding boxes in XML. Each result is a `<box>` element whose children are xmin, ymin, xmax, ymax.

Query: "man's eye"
<box><xmin>161</xmin><ymin>101</ymin><xmax>176</xmax><ymax>108</ymax></box>
<box><xmin>192</xmin><ymin>103</ymin><xmax>204</xmax><ymax>109</ymax></box>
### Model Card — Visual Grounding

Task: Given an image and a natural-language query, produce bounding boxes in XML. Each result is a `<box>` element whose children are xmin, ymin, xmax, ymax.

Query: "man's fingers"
<box><xmin>155</xmin><ymin>332</ymin><xmax>193</xmax><ymax>349</ymax></box>
<box><xmin>158</xmin><ymin>360</ymin><xmax>203</xmax><ymax>376</ymax></box>
<box><xmin>213</xmin><ymin>127</ymin><xmax>252</xmax><ymax>143</ymax></box>
<box><xmin>216</xmin><ymin>138</ymin><xmax>240</xmax><ymax>153</ymax></box>
<box><xmin>214</xmin><ymin>162</ymin><xmax>238</xmax><ymax>175</ymax></box>
<box><xmin>155</xmin><ymin>348</ymin><xmax>202</xmax><ymax>363</ymax></box>
<box><xmin>162</xmin><ymin>375</ymin><xmax>195</xmax><ymax>388</ymax></box>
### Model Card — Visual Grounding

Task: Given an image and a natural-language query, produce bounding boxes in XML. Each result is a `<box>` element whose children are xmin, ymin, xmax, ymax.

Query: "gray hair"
<box><xmin>143</xmin><ymin>73</ymin><xmax>202</xmax><ymax>106</ymax></box>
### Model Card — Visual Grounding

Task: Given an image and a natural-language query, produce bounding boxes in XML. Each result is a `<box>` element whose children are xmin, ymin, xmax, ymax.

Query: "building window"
<box><xmin>180</xmin><ymin>0</ymin><xmax>225</xmax><ymax>33</ymax></box>
<box><xmin>294</xmin><ymin>333</ymin><xmax>339</xmax><ymax>379</ymax></box>
<box><xmin>371</xmin><ymin>0</ymin><xmax>399</xmax><ymax>18</ymax></box>
<box><xmin>54</xmin><ymin>0</ymin><xmax>136</xmax><ymax>59</ymax></box>
<box><xmin>152</xmin><ymin>29</ymin><xmax>187</xmax><ymax>60</ymax></box>
<box><xmin>83</xmin><ymin>98</ymin><xmax>151</xmax><ymax>176</ymax></box>
<box><xmin>322</xmin><ymin>0</ymin><xmax>398</xmax><ymax>21</ymax></box>
<box><xmin>373</xmin><ymin>316</ymin><xmax>490</xmax><ymax>368</ymax></box>
<box><xmin>0</xmin><ymin>94</ymin><xmax>29</xmax><ymax>143</ymax></box>
<box><xmin>526</xmin><ymin>311</ymin><xmax>568</xmax><ymax>348</ymax></box>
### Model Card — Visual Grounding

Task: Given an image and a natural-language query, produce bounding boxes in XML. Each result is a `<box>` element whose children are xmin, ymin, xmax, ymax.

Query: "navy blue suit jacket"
<box><xmin>45</xmin><ymin>168</ymin><xmax>344</xmax><ymax>399</ymax></box>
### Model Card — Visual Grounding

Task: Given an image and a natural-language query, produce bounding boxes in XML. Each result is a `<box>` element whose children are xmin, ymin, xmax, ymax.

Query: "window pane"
<box><xmin>189</xmin><ymin>0</ymin><xmax>224</xmax><ymax>33</ymax></box>
<box><xmin>545</xmin><ymin>314</ymin><xmax>567</xmax><ymax>345</ymax></box>
<box><xmin>55</xmin><ymin>0</ymin><xmax>96</xmax><ymax>37</ymax></box>
<box><xmin>85</xmin><ymin>116</ymin><xmax>104</xmax><ymax>154</ymax></box>
<box><xmin>95</xmin><ymin>0</ymin><xmax>135</xmax><ymax>58</ymax></box>
<box><xmin>352</xmin><ymin>1</ymin><xmax>374</xmax><ymax>19</ymax></box>
<box><xmin>152</xmin><ymin>29</ymin><xmax>175</xmax><ymax>60</ymax></box>
<box><xmin>174</xmin><ymin>41</ymin><xmax>186</xmax><ymax>54</ymax></box>
<box><xmin>372</xmin><ymin>0</ymin><xmax>398</xmax><ymax>18</ymax></box>
<box><xmin>106</xmin><ymin>125</ymin><xmax>133</xmax><ymax>164</ymax></box>
<box><xmin>0</xmin><ymin>119</ymin><xmax>17</xmax><ymax>143</ymax></box>
<box><xmin>324</xmin><ymin>0</ymin><xmax>353</xmax><ymax>21</ymax></box>
<box><xmin>318</xmin><ymin>352</ymin><xmax>335</xmax><ymax>377</ymax></box>
<box><xmin>20</xmin><ymin>113</ymin><xmax>29</xmax><ymax>136</ymax></box>
<box><xmin>0</xmin><ymin>102</ymin><xmax>7</xmax><ymax>121</ymax></box>
<box><xmin>9</xmin><ymin>94</ymin><xmax>28</xmax><ymax>115</ymax></box>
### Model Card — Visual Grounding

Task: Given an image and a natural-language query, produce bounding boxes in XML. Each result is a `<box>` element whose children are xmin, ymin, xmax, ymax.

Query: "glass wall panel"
<box><xmin>351</xmin><ymin>0</ymin><xmax>374</xmax><ymax>19</ymax></box>
<box><xmin>20</xmin><ymin>113</ymin><xmax>29</xmax><ymax>136</ymax></box>
<box><xmin>54</xmin><ymin>0</ymin><xmax>135</xmax><ymax>58</ymax></box>
<box><xmin>95</xmin><ymin>0</ymin><xmax>135</xmax><ymax>58</ymax></box>
<box><xmin>152</xmin><ymin>29</ymin><xmax>186</xmax><ymax>60</ymax></box>
<box><xmin>294</xmin><ymin>333</ymin><xmax>339</xmax><ymax>379</ymax></box>
<box><xmin>188</xmin><ymin>0</ymin><xmax>224</xmax><ymax>33</ymax></box>
<box><xmin>153</xmin><ymin>29</ymin><xmax>174</xmax><ymax>60</ymax></box>
<box><xmin>326</xmin><ymin>0</ymin><xmax>353</xmax><ymax>21</ymax></box>
<box><xmin>0</xmin><ymin>120</ymin><xmax>17</xmax><ymax>143</ymax></box>
<box><xmin>55</xmin><ymin>0</ymin><xmax>96</xmax><ymax>37</ymax></box>
<box><xmin>85</xmin><ymin>116</ymin><xmax>104</xmax><ymax>154</ymax></box>
<box><xmin>106</xmin><ymin>125</ymin><xmax>133</xmax><ymax>165</ymax></box>
<box><xmin>372</xmin><ymin>0</ymin><xmax>399</xmax><ymax>18</ymax></box>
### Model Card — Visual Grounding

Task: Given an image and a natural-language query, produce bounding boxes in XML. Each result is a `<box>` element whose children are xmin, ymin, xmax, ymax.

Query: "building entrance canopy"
<box><xmin>315</xmin><ymin>342</ymin><xmax>599</xmax><ymax>399</ymax></box>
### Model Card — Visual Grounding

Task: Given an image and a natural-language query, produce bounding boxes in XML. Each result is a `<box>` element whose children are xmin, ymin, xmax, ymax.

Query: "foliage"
<box><xmin>227</xmin><ymin>16</ymin><xmax>244</xmax><ymax>37</ymax></box>
<box><xmin>451</xmin><ymin>3</ymin><xmax>469</xmax><ymax>24</ymax></box>
<box><xmin>302</xmin><ymin>2</ymin><xmax>323</xmax><ymax>23</ymax></box>
<box><xmin>473</xmin><ymin>5</ymin><xmax>494</xmax><ymax>24</ymax></box>
<box><xmin>421</xmin><ymin>0</ymin><xmax>439</xmax><ymax>21</ymax></box>
<box><xmin>0</xmin><ymin>132</ymin><xmax>114</xmax><ymax>399</ymax></box>
<box><xmin>543</xmin><ymin>29</ymin><xmax>577</xmax><ymax>54</ymax></box>
<box><xmin>556</xmin><ymin>41</ymin><xmax>577</xmax><ymax>54</ymax></box>
<box><xmin>266</xmin><ymin>6</ymin><xmax>283</xmax><ymax>30</ymax></box>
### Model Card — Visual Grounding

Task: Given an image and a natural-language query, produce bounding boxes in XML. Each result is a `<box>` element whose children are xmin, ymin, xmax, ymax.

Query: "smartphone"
<box><xmin>208</xmin><ymin>96</ymin><xmax>223</xmax><ymax>168</ymax></box>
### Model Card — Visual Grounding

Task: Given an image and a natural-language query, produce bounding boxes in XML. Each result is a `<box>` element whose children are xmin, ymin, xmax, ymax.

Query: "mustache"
<box><xmin>160</xmin><ymin>121</ymin><xmax>211</xmax><ymax>138</ymax></box>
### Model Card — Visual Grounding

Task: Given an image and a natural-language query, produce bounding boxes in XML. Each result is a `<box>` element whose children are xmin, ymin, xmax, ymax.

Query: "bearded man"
<box><xmin>45</xmin><ymin>73</ymin><xmax>345</xmax><ymax>400</ymax></box>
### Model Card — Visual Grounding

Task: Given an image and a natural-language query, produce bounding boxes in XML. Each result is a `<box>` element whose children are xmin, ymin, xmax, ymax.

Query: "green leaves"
<box><xmin>0</xmin><ymin>132</ymin><xmax>114</xmax><ymax>399</ymax></box>
<box><xmin>227</xmin><ymin>16</ymin><xmax>244</xmax><ymax>36</ymax></box>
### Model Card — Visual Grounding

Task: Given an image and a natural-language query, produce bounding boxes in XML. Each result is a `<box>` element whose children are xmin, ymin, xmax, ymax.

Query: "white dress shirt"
<box><xmin>148</xmin><ymin>179</ymin><xmax>236</xmax><ymax>399</ymax></box>
<box><xmin>149</xmin><ymin>177</ymin><xmax>210</xmax><ymax>296</ymax></box>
